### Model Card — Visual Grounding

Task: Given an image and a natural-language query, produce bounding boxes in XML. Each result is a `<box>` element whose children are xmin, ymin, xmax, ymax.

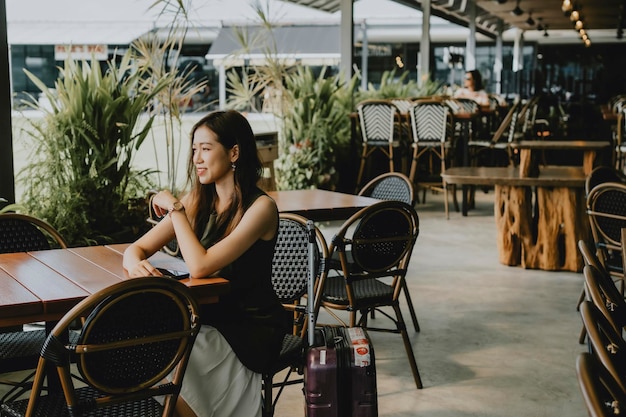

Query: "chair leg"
<box><xmin>578</xmin><ymin>325</ymin><xmax>587</xmax><ymax>345</ymax></box>
<box><xmin>443</xmin><ymin>183</ymin><xmax>449</xmax><ymax>219</ymax></box>
<box><xmin>402</xmin><ymin>280</ymin><xmax>420</xmax><ymax>332</ymax></box>
<box><xmin>451</xmin><ymin>185</ymin><xmax>459</xmax><ymax>212</ymax></box>
<box><xmin>356</xmin><ymin>147</ymin><xmax>368</xmax><ymax>190</ymax></box>
<box><xmin>262</xmin><ymin>374</ymin><xmax>274</xmax><ymax>417</ymax></box>
<box><xmin>576</xmin><ymin>285</ymin><xmax>585</xmax><ymax>311</ymax></box>
<box><xmin>393</xmin><ymin>304</ymin><xmax>423</xmax><ymax>389</ymax></box>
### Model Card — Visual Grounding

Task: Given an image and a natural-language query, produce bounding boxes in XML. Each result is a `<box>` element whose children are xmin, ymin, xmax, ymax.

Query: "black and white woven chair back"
<box><xmin>350</xmin><ymin>201</ymin><xmax>418</xmax><ymax>274</ymax></box>
<box><xmin>271</xmin><ymin>217</ymin><xmax>319</xmax><ymax>303</ymax></box>
<box><xmin>358</xmin><ymin>101</ymin><xmax>397</xmax><ymax>144</ymax></box>
<box><xmin>361</xmin><ymin>174</ymin><xmax>413</xmax><ymax>205</ymax></box>
<box><xmin>455</xmin><ymin>98</ymin><xmax>479</xmax><ymax>114</ymax></box>
<box><xmin>0</xmin><ymin>214</ymin><xmax>61</xmax><ymax>253</ymax></box>
<box><xmin>409</xmin><ymin>102</ymin><xmax>449</xmax><ymax>145</ymax></box>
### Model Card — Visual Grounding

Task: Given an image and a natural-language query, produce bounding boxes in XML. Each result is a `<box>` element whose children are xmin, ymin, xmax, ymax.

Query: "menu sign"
<box><xmin>55</xmin><ymin>44</ymin><xmax>108</xmax><ymax>60</ymax></box>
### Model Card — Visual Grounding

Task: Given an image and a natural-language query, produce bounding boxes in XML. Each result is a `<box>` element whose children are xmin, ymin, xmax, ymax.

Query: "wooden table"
<box><xmin>510</xmin><ymin>140</ymin><xmax>611</xmax><ymax>177</ymax></box>
<box><xmin>0</xmin><ymin>244</ymin><xmax>229</xmax><ymax>328</ymax></box>
<box><xmin>442</xmin><ymin>166</ymin><xmax>589</xmax><ymax>271</ymax></box>
<box><xmin>268</xmin><ymin>189</ymin><xmax>381</xmax><ymax>221</ymax></box>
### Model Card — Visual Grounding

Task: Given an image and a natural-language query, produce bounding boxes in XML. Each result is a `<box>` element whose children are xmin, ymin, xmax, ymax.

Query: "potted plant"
<box><xmin>17</xmin><ymin>50</ymin><xmax>170</xmax><ymax>246</ymax></box>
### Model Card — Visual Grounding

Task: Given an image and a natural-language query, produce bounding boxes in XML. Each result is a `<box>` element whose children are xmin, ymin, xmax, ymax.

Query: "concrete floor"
<box><xmin>0</xmin><ymin>190</ymin><xmax>589</xmax><ymax>416</ymax></box>
<box><xmin>274</xmin><ymin>189</ymin><xmax>589</xmax><ymax>417</ymax></box>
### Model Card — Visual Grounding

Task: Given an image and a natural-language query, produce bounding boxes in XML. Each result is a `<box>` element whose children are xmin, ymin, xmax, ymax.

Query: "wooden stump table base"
<box><xmin>495</xmin><ymin>185</ymin><xmax>589</xmax><ymax>271</ymax></box>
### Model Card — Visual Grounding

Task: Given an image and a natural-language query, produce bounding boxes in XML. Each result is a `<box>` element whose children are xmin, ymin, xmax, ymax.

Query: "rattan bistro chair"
<box><xmin>0</xmin><ymin>213</ymin><xmax>69</xmax><ymax>403</ymax></box>
<box><xmin>0</xmin><ymin>277</ymin><xmax>200</xmax><ymax>417</ymax></box>
<box><xmin>315</xmin><ymin>200</ymin><xmax>423</xmax><ymax>389</ymax></box>
<box><xmin>580</xmin><ymin>301</ymin><xmax>626</xmax><ymax>395</ymax></box>
<box><xmin>262</xmin><ymin>214</ymin><xmax>328</xmax><ymax>417</ymax></box>
<box><xmin>583</xmin><ymin>264</ymin><xmax>626</xmax><ymax>338</ymax></box>
<box><xmin>577</xmin><ymin>239</ymin><xmax>617</xmax><ymax>344</ymax></box>
<box><xmin>576</xmin><ymin>352</ymin><xmax>626</xmax><ymax>417</ymax></box>
<box><xmin>407</xmin><ymin>99</ymin><xmax>458</xmax><ymax>218</ymax></box>
<box><xmin>586</xmin><ymin>182</ymin><xmax>626</xmax><ymax>293</ymax></box>
<box><xmin>355</xmin><ymin>100</ymin><xmax>404</xmax><ymax>188</ymax></box>
<box><xmin>355</xmin><ymin>172</ymin><xmax>419</xmax><ymax>331</ymax></box>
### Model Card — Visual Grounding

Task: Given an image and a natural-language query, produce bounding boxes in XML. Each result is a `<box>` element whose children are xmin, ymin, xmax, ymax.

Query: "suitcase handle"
<box><xmin>307</xmin><ymin>220</ymin><xmax>316</xmax><ymax>347</ymax></box>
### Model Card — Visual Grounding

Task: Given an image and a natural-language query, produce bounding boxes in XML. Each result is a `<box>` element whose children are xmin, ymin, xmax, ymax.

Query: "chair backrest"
<box><xmin>328</xmin><ymin>200</ymin><xmax>419</xmax><ymax>294</ymax></box>
<box><xmin>390</xmin><ymin>98</ymin><xmax>414</xmax><ymax>114</ymax></box>
<box><xmin>444</xmin><ymin>97</ymin><xmax>479</xmax><ymax>115</ymax></box>
<box><xmin>408</xmin><ymin>100</ymin><xmax>451</xmax><ymax>144</ymax></box>
<box><xmin>585</xmin><ymin>166</ymin><xmax>626</xmax><ymax>197</ymax></box>
<box><xmin>576</xmin><ymin>352</ymin><xmax>626</xmax><ymax>417</ymax></box>
<box><xmin>580</xmin><ymin>301</ymin><xmax>626</xmax><ymax>394</ymax></box>
<box><xmin>358</xmin><ymin>172</ymin><xmax>415</xmax><ymax>206</ymax></box>
<box><xmin>271</xmin><ymin>213</ymin><xmax>328</xmax><ymax>336</ymax></box>
<box><xmin>489</xmin><ymin>101</ymin><xmax>521</xmax><ymax>145</ymax></box>
<box><xmin>583</xmin><ymin>264</ymin><xmax>626</xmax><ymax>335</ymax></box>
<box><xmin>586</xmin><ymin>182</ymin><xmax>626</xmax><ymax>253</ymax></box>
<box><xmin>579</xmin><ymin>239</ymin><xmax>610</xmax><ymax>275</ymax></box>
<box><xmin>23</xmin><ymin>277</ymin><xmax>200</xmax><ymax>416</ymax></box>
<box><xmin>357</xmin><ymin>100</ymin><xmax>399</xmax><ymax>143</ymax></box>
<box><xmin>0</xmin><ymin>213</ymin><xmax>67</xmax><ymax>253</ymax></box>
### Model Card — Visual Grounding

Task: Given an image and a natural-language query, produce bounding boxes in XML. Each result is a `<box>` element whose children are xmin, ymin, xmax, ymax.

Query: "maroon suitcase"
<box><xmin>304</xmin><ymin>325</ymin><xmax>378</xmax><ymax>417</ymax></box>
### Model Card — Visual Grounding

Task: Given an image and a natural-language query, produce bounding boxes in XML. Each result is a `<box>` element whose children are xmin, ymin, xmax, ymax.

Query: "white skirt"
<box><xmin>179</xmin><ymin>325</ymin><xmax>262</xmax><ymax>417</ymax></box>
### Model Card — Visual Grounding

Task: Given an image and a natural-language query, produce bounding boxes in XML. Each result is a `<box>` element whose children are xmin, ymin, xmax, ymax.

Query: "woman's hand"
<box><xmin>151</xmin><ymin>190</ymin><xmax>180</xmax><ymax>218</ymax></box>
<box><xmin>127</xmin><ymin>259</ymin><xmax>164</xmax><ymax>278</ymax></box>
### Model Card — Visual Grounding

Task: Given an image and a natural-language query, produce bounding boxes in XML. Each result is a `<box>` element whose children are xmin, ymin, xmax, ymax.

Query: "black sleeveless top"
<box><xmin>198</xmin><ymin>189</ymin><xmax>290</xmax><ymax>373</ymax></box>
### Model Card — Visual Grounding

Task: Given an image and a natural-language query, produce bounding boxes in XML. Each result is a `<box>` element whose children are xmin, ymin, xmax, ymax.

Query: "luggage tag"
<box><xmin>346</xmin><ymin>327</ymin><xmax>371</xmax><ymax>367</ymax></box>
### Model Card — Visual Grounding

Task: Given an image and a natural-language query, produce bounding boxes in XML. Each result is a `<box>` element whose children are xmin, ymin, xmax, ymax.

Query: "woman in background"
<box><xmin>454</xmin><ymin>69</ymin><xmax>490</xmax><ymax>106</ymax></box>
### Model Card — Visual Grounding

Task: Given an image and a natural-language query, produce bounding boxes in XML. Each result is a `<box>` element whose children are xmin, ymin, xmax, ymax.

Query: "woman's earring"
<box><xmin>231</xmin><ymin>163</ymin><xmax>236</xmax><ymax>171</ymax></box>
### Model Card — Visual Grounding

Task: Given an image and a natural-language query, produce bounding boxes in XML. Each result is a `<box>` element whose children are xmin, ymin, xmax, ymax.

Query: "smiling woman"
<box><xmin>123</xmin><ymin>110</ymin><xmax>290</xmax><ymax>417</ymax></box>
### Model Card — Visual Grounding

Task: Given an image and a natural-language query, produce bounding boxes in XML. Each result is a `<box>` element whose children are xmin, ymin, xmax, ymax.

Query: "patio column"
<box><xmin>360</xmin><ymin>20</ymin><xmax>368</xmax><ymax>91</ymax></box>
<box><xmin>465</xmin><ymin>0</ymin><xmax>476</xmax><ymax>71</ymax></box>
<box><xmin>494</xmin><ymin>20</ymin><xmax>504</xmax><ymax>95</ymax></box>
<box><xmin>340</xmin><ymin>0</ymin><xmax>353</xmax><ymax>83</ymax></box>
<box><xmin>218</xmin><ymin>64</ymin><xmax>226</xmax><ymax>110</ymax></box>
<box><xmin>0</xmin><ymin>0</ymin><xmax>13</xmax><ymax>206</ymax></box>
<box><xmin>419</xmin><ymin>0</ymin><xmax>431</xmax><ymax>85</ymax></box>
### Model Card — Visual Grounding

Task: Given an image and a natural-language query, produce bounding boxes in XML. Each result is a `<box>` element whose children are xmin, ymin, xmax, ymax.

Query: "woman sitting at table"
<box><xmin>123</xmin><ymin>110</ymin><xmax>290</xmax><ymax>417</ymax></box>
<box><xmin>454</xmin><ymin>69</ymin><xmax>490</xmax><ymax>107</ymax></box>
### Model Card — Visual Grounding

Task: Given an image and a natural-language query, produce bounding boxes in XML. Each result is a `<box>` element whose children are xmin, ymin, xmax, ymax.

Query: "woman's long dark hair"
<box><xmin>186</xmin><ymin>110</ymin><xmax>262</xmax><ymax>240</ymax></box>
<box><xmin>468</xmin><ymin>69</ymin><xmax>484</xmax><ymax>91</ymax></box>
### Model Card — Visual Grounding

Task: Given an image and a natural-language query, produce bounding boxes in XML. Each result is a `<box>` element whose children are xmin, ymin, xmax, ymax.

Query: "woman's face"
<box><xmin>464</xmin><ymin>73</ymin><xmax>475</xmax><ymax>90</ymax></box>
<box><xmin>192</xmin><ymin>126</ymin><xmax>234</xmax><ymax>185</ymax></box>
